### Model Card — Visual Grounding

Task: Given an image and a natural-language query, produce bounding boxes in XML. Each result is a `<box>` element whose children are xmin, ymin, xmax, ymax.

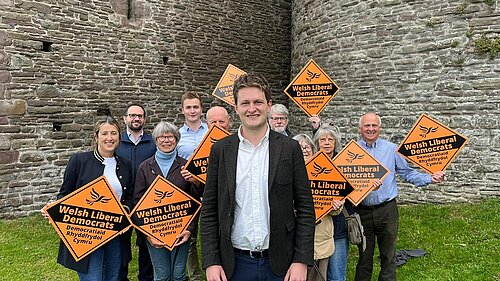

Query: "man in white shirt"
<box><xmin>201</xmin><ymin>72</ymin><xmax>315</xmax><ymax>281</ymax></box>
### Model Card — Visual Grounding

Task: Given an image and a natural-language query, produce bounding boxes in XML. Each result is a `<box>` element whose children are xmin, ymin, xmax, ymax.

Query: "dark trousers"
<box><xmin>119</xmin><ymin>228</ymin><xmax>133</xmax><ymax>281</ymax></box>
<box><xmin>137</xmin><ymin>232</ymin><xmax>154</xmax><ymax>281</ymax></box>
<box><xmin>355</xmin><ymin>200</ymin><xmax>398</xmax><ymax>281</ymax></box>
<box><xmin>229</xmin><ymin>251</ymin><xmax>283</xmax><ymax>281</ymax></box>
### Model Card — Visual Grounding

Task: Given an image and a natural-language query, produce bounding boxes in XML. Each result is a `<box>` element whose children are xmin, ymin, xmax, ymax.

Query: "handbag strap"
<box><xmin>341</xmin><ymin>207</ymin><xmax>350</xmax><ymax>218</ymax></box>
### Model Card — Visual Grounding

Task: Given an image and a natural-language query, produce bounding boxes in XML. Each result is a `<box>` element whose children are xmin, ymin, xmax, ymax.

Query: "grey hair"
<box><xmin>270</xmin><ymin>104</ymin><xmax>289</xmax><ymax>117</ymax></box>
<box><xmin>313</xmin><ymin>126</ymin><xmax>342</xmax><ymax>153</ymax></box>
<box><xmin>359</xmin><ymin>112</ymin><xmax>382</xmax><ymax>127</ymax></box>
<box><xmin>293</xmin><ymin>133</ymin><xmax>317</xmax><ymax>154</ymax></box>
<box><xmin>152</xmin><ymin>121</ymin><xmax>180</xmax><ymax>143</ymax></box>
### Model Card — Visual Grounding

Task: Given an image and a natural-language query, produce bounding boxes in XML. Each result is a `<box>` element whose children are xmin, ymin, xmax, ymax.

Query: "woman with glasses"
<box><xmin>293</xmin><ymin>133</ymin><xmax>343</xmax><ymax>281</ymax></box>
<box><xmin>313</xmin><ymin>126</ymin><xmax>351</xmax><ymax>281</ymax></box>
<box><xmin>133</xmin><ymin>121</ymin><xmax>199</xmax><ymax>281</ymax></box>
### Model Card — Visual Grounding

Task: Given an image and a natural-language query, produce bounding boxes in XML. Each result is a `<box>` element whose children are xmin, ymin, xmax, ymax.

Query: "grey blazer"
<box><xmin>201</xmin><ymin>130</ymin><xmax>315</xmax><ymax>278</ymax></box>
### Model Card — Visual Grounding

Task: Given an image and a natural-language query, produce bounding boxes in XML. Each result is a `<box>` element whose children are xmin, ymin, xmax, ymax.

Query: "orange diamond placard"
<box><xmin>183</xmin><ymin>124</ymin><xmax>231</xmax><ymax>184</ymax></box>
<box><xmin>305</xmin><ymin>151</ymin><xmax>354</xmax><ymax>223</ymax></box>
<box><xmin>397</xmin><ymin>114</ymin><xmax>468</xmax><ymax>174</ymax></box>
<box><xmin>129</xmin><ymin>176</ymin><xmax>201</xmax><ymax>251</ymax></box>
<box><xmin>284</xmin><ymin>59</ymin><xmax>340</xmax><ymax>117</ymax></box>
<box><xmin>211</xmin><ymin>64</ymin><xmax>246</xmax><ymax>106</ymax></box>
<box><xmin>333</xmin><ymin>140</ymin><xmax>390</xmax><ymax>206</ymax></box>
<box><xmin>45</xmin><ymin>176</ymin><xmax>131</xmax><ymax>261</ymax></box>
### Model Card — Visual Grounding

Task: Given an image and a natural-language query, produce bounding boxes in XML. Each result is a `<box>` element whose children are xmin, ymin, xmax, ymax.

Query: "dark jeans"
<box><xmin>355</xmin><ymin>200</ymin><xmax>398</xmax><ymax>281</ymax></box>
<box><xmin>229</xmin><ymin>251</ymin><xmax>283</xmax><ymax>281</ymax></box>
<box><xmin>137</xmin><ymin>232</ymin><xmax>154</xmax><ymax>281</ymax></box>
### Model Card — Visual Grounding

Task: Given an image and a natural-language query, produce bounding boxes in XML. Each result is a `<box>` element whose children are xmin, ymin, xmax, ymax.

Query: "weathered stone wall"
<box><xmin>0</xmin><ymin>0</ymin><xmax>292</xmax><ymax>218</ymax></box>
<box><xmin>290</xmin><ymin>0</ymin><xmax>500</xmax><ymax>203</ymax></box>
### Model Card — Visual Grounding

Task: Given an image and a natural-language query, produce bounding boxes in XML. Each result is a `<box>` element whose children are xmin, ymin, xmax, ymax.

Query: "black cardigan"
<box><xmin>56</xmin><ymin>150</ymin><xmax>134</xmax><ymax>273</ymax></box>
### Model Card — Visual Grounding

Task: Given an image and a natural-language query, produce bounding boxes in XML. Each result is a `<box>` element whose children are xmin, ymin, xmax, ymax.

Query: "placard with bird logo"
<box><xmin>129</xmin><ymin>176</ymin><xmax>201</xmax><ymax>251</ymax></box>
<box><xmin>305</xmin><ymin>150</ymin><xmax>354</xmax><ymax>223</ymax></box>
<box><xmin>45</xmin><ymin>176</ymin><xmax>131</xmax><ymax>261</ymax></box>
<box><xmin>397</xmin><ymin>114</ymin><xmax>468</xmax><ymax>173</ymax></box>
<box><xmin>211</xmin><ymin>64</ymin><xmax>246</xmax><ymax>107</ymax></box>
<box><xmin>283</xmin><ymin>58</ymin><xmax>340</xmax><ymax>117</ymax></box>
<box><xmin>183</xmin><ymin>124</ymin><xmax>231</xmax><ymax>184</ymax></box>
<box><xmin>333</xmin><ymin>140</ymin><xmax>389</xmax><ymax>206</ymax></box>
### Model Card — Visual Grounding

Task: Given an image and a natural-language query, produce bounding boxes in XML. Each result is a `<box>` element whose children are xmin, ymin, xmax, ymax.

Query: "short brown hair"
<box><xmin>232</xmin><ymin>72</ymin><xmax>272</xmax><ymax>104</ymax></box>
<box><xmin>181</xmin><ymin>91</ymin><xmax>203</xmax><ymax>108</ymax></box>
<box><xmin>124</xmin><ymin>102</ymin><xmax>146</xmax><ymax>118</ymax></box>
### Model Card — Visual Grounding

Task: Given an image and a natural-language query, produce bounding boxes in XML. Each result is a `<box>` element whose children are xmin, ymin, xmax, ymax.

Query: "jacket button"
<box><xmin>123</xmin><ymin>186</ymin><xmax>127</xmax><ymax>190</ymax></box>
<box><xmin>119</xmin><ymin>176</ymin><xmax>123</xmax><ymax>179</ymax></box>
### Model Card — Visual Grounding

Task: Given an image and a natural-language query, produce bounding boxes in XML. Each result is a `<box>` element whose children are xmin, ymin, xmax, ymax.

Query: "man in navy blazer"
<box><xmin>201</xmin><ymin>72</ymin><xmax>315</xmax><ymax>281</ymax></box>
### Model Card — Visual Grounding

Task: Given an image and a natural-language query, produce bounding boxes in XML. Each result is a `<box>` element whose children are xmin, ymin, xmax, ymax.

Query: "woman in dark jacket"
<box><xmin>133</xmin><ymin>121</ymin><xmax>199</xmax><ymax>281</ymax></box>
<box><xmin>43</xmin><ymin>116</ymin><xmax>134</xmax><ymax>281</ymax></box>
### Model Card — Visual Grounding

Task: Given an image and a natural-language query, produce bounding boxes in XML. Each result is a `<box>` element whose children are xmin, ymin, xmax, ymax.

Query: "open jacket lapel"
<box><xmin>224</xmin><ymin>135</ymin><xmax>239</xmax><ymax>206</ymax></box>
<box><xmin>268</xmin><ymin>131</ymin><xmax>283</xmax><ymax>192</ymax></box>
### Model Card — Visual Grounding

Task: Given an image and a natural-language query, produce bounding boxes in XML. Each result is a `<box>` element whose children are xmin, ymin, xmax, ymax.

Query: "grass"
<box><xmin>0</xmin><ymin>200</ymin><xmax>499</xmax><ymax>280</ymax></box>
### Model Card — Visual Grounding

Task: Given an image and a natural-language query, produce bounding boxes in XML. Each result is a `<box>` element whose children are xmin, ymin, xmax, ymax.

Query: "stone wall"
<box><xmin>290</xmin><ymin>0</ymin><xmax>500</xmax><ymax>203</ymax></box>
<box><xmin>0</xmin><ymin>0</ymin><xmax>292</xmax><ymax>218</ymax></box>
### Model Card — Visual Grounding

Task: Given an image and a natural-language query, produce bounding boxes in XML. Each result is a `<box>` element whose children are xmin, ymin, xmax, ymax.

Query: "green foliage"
<box><xmin>457</xmin><ymin>0</ymin><xmax>469</xmax><ymax>14</ymax></box>
<box><xmin>474</xmin><ymin>34</ymin><xmax>500</xmax><ymax>58</ymax></box>
<box><xmin>483</xmin><ymin>0</ymin><xmax>496</xmax><ymax>6</ymax></box>
<box><xmin>426</xmin><ymin>18</ymin><xmax>438</xmax><ymax>28</ymax></box>
<box><xmin>1</xmin><ymin>200</ymin><xmax>499</xmax><ymax>280</ymax></box>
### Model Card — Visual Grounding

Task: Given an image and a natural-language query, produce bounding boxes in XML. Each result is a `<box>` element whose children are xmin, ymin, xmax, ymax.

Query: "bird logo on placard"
<box><xmin>306</xmin><ymin>69</ymin><xmax>321</xmax><ymax>82</ymax></box>
<box><xmin>419</xmin><ymin>125</ymin><xmax>438</xmax><ymax>138</ymax></box>
<box><xmin>86</xmin><ymin>188</ymin><xmax>111</xmax><ymax>206</ymax></box>
<box><xmin>347</xmin><ymin>151</ymin><xmax>364</xmax><ymax>163</ymax></box>
<box><xmin>228</xmin><ymin>73</ymin><xmax>241</xmax><ymax>83</ymax></box>
<box><xmin>311</xmin><ymin>162</ymin><xmax>332</xmax><ymax>177</ymax></box>
<box><xmin>154</xmin><ymin>189</ymin><xmax>174</xmax><ymax>204</ymax></box>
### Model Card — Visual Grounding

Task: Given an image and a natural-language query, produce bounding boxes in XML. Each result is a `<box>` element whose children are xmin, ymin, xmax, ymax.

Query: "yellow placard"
<box><xmin>333</xmin><ymin>140</ymin><xmax>390</xmax><ymax>206</ymax></box>
<box><xmin>284</xmin><ymin>59</ymin><xmax>340</xmax><ymax>117</ymax></box>
<box><xmin>305</xmin><ymin>150</ymin><xmax>354</xmax><ymax>223</ymax></box>
<box><xmin>129</xmin><ymin>176</ymin><xmax>201</xmax><ymax>251</ymax></box>
<box><xmin>183</xmin><ymin>124</ymin><xmax>231</xmax><ymax>184</ymax></box>
<box><xmin>397</xmin><ymin>114</ymin><xmax>468</xmax><ymax>173</ymax></box>
<box><xmin>211</xmin><ymin>64</ymin><xmax>246</xmax><ymax>106</ymax></box>
<box><xmin>45</xmin><ymin>176</ymin><xmax>131</xmax><ymax>261</ymax></box>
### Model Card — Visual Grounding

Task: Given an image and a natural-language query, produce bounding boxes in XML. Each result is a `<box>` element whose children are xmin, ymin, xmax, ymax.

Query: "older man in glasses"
<box><xmin>269</xmin><ymin>103</ymin><xmax>296</xmax><ymax>137</ymax></box>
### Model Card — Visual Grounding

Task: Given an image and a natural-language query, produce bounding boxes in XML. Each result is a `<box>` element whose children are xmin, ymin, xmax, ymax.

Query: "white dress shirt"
<box><xmin>231</xmin><ymin>126</ymin><xmax>270</xmax><ymax>251</ymax></box>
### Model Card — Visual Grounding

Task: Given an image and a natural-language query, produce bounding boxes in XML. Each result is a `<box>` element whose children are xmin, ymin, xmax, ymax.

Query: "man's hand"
<box><xmin>309</xmin><ymin>115</ymin><xmax>321</xmax><ymax>130</ymax></box>
<box><xmin>206</xmin><ymin>265</ymin><xmax>228</xmax><ymax>281</ymax></box>
<box><xmin>284</xmin><ymin>262</ymin><xmax>307</xmax><ymax>281</ymax></box>
<box><xmin>372</xmin><ymin>179</ymin><xmax>383</xmax><ymax>191</ymax></box>
<box><xmin>431</xmin><ymin>171</ymin><xmax>445</xmax><ymax>183</ymax></box>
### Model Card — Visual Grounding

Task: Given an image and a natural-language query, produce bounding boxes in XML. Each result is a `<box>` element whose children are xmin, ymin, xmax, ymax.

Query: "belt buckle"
<box><xmin>250</xmin><ymin>250</ymin><xmax>261</xmax><ymax>258</ymax></box>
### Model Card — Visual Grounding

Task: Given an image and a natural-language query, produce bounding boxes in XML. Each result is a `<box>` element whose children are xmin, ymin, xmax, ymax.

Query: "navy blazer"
<box><xmin>201</xmin><ymin>130</ymin><xmax>315</xmax><ymax>278</ymax></box>
<box><xmin>56</xmin><ymin>150</ymin><xmax>134</xmax><ymax>273</ymax></box>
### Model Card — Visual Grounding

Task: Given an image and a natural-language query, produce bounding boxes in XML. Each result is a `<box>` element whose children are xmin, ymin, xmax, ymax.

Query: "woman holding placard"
<box><xmin>133</xmin><ymin>121</ymin><xmax>199</xmax><ymax>281</ymax></box>
<box><xmin>313</xmin><ymin>126</ymin><xmax>351</xmax><ymax>281</ymax></box>
<box><xmin>42</xmin><ymin>116</ymin><xmax>134</xmax><ymax>281</ymax></box>
<box><xmin>293</xmin><ymin>133</ymin><xmax>343</xmax><ymax>281</ymax></box>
